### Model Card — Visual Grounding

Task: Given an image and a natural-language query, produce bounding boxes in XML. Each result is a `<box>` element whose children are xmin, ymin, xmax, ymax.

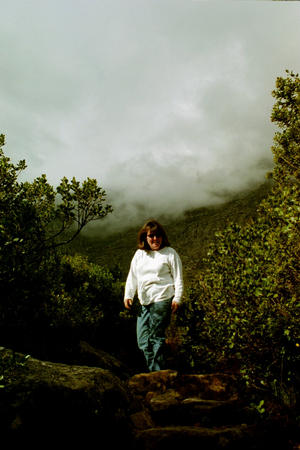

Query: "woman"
<box><xmin>124</xmin><ymin>219</ymin><xmax>183</xmax><ymax>372</ymax></box>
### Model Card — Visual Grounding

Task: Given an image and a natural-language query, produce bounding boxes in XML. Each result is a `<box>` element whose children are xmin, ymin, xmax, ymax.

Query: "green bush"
<box><xmin>47</xmin><ymin>254</ymin><xmax>124</xmax><ymax>349</ymax></box>
<box><xmin>177</xmin><ymin>71</ymin><xmax>300</xmax><ymax>405</ymax></box>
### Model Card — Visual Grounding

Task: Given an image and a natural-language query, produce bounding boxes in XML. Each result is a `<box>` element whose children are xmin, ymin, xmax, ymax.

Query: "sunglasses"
<box><xmin>146</xmin><ymin>233</ymin><xmax>162</xmax><ymax>239</ymax></box>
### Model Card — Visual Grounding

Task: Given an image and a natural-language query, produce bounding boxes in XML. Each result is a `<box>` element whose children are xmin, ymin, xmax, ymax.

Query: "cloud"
<box><xmin>1</xmin><ymin>0</ymin><xmax>300</xmax><ymax>232</ymax></box>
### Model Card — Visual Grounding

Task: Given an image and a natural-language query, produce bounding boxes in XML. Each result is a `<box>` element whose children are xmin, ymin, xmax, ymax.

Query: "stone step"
<box><xmin>148</xmin><ymin>394</ymin><xmax>254</xmax><ymax>427</ymax></box>
<box><xmin>133</xmin><ymin>424</ymin><xmax>263</xmax><ymax>450</ymax></box>
<box><xmin>128</xmin><ymin>370</ymin><xmax>239</xmax><ymax>402</ymax></box>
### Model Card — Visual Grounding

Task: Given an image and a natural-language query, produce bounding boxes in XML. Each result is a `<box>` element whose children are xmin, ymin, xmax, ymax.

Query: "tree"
<box><xmin>0</xmin><ymin>135</ymin><xmax>113</xmax><ymax>350</ymax></box>
<box><xmin>0</xmin><ymin>133</ymin><xmax>112</xmax><ymax>263</ymax></box>
<box><xmin>270</xmin><ymin>70</ymin><xmax>300</xmax><ymax>184</ymax></box>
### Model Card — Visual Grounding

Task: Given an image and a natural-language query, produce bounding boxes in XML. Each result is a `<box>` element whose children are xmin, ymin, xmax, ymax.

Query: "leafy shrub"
<box><xmin>177</xmin><ymin>71</ymin><xmax>300</xmax><ymax>405</ymax></box>
<box><xmin>47</xmin><ymin>254</ymin><xmax>124</xmax><ymax>350</ymax></box>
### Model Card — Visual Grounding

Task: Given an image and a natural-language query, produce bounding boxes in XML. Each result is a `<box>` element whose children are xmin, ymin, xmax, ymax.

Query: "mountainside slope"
<box><xmin>68</xmin><ymin>181</ymin><xmax>272</xmax><ymax>283</ymax></box>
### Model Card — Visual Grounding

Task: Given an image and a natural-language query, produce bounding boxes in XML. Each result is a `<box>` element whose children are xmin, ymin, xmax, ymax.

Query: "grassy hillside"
<box><xmin>68</xmin><ymin>180</ymin><xmax>272</xmax><ymax>284</ymax></box>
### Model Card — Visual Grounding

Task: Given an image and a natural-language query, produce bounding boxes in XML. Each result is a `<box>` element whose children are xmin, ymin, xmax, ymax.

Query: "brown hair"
<box><xmin>137</xmin><ymin>219</ymin><xmax>170</xmax><ymax>251</ymax></box>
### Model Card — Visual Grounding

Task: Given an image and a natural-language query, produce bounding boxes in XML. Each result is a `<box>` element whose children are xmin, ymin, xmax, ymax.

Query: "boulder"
<box><xmin>0</xmin><ymin>348</ymin><xmax>134</xmax><ymax>446</ymax></box>
<box><xmin>75</xmin><ymin>340</ymin><xmax>133</xmax><ymax>379</ymax></box>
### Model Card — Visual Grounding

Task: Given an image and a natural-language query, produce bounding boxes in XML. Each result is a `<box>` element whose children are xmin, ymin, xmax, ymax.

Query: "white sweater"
<box><xmin>124</xmin><ymin>247</ymin><xmax>184</xmax><ymax>305</ymax></box>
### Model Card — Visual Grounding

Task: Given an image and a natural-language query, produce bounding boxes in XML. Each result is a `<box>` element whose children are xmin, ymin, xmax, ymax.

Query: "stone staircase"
<box><xmin>127</xmin><ymin>370</ymin><xmax>287</xmax><ymax>449</ymax></box>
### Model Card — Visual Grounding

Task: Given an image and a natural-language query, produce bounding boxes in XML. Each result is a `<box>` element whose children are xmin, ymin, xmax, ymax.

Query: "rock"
<box><xmin>1</xmin><ymin>349</ymin><xmax>293</xmax><ymax>448</ymax></box>
<box><xmin>128</xmin><ymin>370</ymin><xmax>238</xmax><ymax>402</ymax></box>
<box><xmin>126</xmin><ymin>370</ymin><xmax>286</xmax><ymax>449</ymax></box>
<box><xmin>129</xmin><ymin>410</ymin><xmax>155</xmax><ymax>430</ymax></box>
<box><xmin>76</xmin><ymin>340</ymin><xmax>133</xmax><ymax>379</ymax></box>
<box><xmin>128</xmin><ymin>371</ymin><xmax>246</xmax><ymax>429</ymax></box>
<box><xmin>128</xmin><ymin>370</ymin><xmax>179</xmax><ymax>398</ymax></box>
<box><xmin>177</xmin><ymin>373</ymin><xmax>239</xmax><ymax>400</ymax></box>
<box><xmin>148</xmin><ymin>389</ymin><xmax>181</xmax><ymax>411</ymax></box>
<box><xmin>134</xmin><ymin>424</ymin><xmax>257</xmax><ymax>450</ymax></box>
<box><xmin>0</xmin><ymin>348</ymin><xmax>134</xmax><ymax>446</ymax></box>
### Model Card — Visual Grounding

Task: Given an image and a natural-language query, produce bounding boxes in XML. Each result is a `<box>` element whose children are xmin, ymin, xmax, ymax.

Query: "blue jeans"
<box><xmin>136</xmin><ymin>298</ymin><xmax>173</xmax><ymax>372</ymax></box>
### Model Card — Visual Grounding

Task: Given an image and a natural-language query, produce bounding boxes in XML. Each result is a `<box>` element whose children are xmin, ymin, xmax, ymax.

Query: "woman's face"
<box><xmin>146</xmin><ymin>231</ymin><xmax>162</xmax><ymax>251</ymax></box>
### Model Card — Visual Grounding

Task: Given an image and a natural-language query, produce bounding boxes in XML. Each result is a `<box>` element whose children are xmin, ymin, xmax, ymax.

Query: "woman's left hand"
<box><xmin>171</xmin><ymin>300</ymin><xmax>180</xmax><ymax>313</ymax></box>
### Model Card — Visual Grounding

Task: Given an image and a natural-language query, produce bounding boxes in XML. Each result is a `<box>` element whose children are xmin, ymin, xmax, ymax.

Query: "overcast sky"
<box><xmin>1</xmin><ymin>0</ymin><xmax>300</xmax><ymax>232</ymax></box>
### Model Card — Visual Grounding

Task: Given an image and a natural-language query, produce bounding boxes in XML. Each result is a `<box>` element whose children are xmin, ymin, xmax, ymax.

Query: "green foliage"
<box><xmin>47</xmin><ymin>254</ymin><xmax>124</xmax><ymax>346</ymax></box>
<box><xmin>271</xmin><ymin>70</ymin><xmax>300</xmax><ymax>184</ymax></box>
<box><xmin>55</xmin><ymin>176</ymin><xmax>113</xmax><ymax>244</ymax></box>
<box><xmin>177</xmin><ymin>71</ymin><xmax>300</xmax><ymax>405</ymax></box>
<box><xmin>0</xmin><ymin>350</ymin><xmax>30</xmax><ymax>389</ymax></box>
<box><xmin>0</xmin><ymin>136</ymin><xmax>114</xmax><ymax>354</ymax></box>
<box><xmin>0</xmin><ymin>135</ymin><xmax>112</xmax><ymax>264</ymax></box>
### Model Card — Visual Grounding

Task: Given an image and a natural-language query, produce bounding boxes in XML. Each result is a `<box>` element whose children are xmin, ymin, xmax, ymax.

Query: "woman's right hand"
<box><xmin>124</xmin><ymin>298</ymin><xmax>133</xmax><ymax>310</ymax></box>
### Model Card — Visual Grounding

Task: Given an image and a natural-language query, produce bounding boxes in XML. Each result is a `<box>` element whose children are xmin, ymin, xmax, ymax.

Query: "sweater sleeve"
<box><xmin>124</xmin><ymin>251</ymin><xmax>138</xmax><ymax>300</ymax></box>
<box><xmin>170</xmin><ymin>249</ymin><xmax>184</xmax><ymax>303</ymax></box>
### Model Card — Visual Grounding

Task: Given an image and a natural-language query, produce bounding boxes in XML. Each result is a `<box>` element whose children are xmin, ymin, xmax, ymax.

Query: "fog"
<box><xmin>1</xmin><ymin>0</ymin><xmax>300</xmax><ymax>233</ymax></box>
